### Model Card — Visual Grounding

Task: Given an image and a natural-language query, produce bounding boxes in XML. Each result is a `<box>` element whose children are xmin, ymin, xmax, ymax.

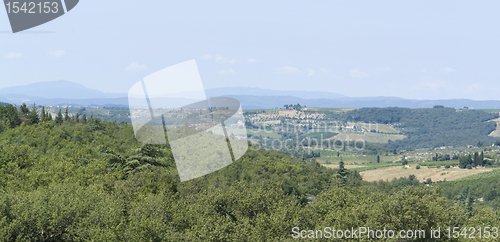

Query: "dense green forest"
<box><xmin>0</xmin><ymin>103</ymin><xmax>499</xmax><ymax>241</ymax></box>
<box><xmin>345</xmin><ymin>107</ymin><xmax>499</xmax><ymax>149</ymax></box>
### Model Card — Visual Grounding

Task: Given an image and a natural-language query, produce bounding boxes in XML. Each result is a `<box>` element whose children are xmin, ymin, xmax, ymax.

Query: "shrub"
<box><xmin>436</xmin><ymin>165</ymin><xmax>441</xmax><ymax>168</ymax></box>
<box><xmin>416</xmin><ymin>165</ymin><xmax>420</xmax><ymax>169</ymax></box>
<box><xmin>445</xmin><ymin>164</ymin><xmax>450</xmax><ymax>169</ymax></box>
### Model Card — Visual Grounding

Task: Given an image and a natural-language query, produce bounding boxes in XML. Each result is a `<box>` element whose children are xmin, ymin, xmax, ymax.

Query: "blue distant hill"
<box><xmin>1</xmin><ymin>81</ymin><xmax>500</xmax><ymax>109</ymax></box>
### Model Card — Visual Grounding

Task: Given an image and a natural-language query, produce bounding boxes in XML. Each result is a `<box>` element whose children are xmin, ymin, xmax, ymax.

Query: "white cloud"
<box><xmin>276</xmin><ymin>66</ymin><xmax>299</xmax><ymax>74</ymax></box>
<box><xmin>218</xmin><ymin>69</ymin><xmax>234</xmax><ymax>75</ymax></box>
<box><xmin>440</xmin><ymin>67</ymin><xmax>456</xmax><ymax>73</ymax></box>
<box><xmin>306</xmin><ymin>68</ymin><xmax>316</xmax><ymax>76</ymax></box>
<box><xmin>228</xmin><ymin>59</ymin><xmax>236</xmax><ymax>65</ymax></box>
<box><xmin>5</xmin><ymin>52</ymin><xmax>23</xmax><ymax>58</ymax></box>
<box><xmin>48</xmin><ymin>50</ymin><xmax>65</xmax><ymax>57</ymax></box>
<box><xmin>247</xmin><ymin>58</ymin><xmax>257</xmax><ymax>64</ymax></box>
<box><xmin>126</xmin><ymin>62</ymin><xmax>147</xmax><ymax>72</ymax></box>
<box><xmin>199</xmin><ymin>54</ymin><xmax>212</xmax><ymax>60</ymax></box>
<box><xmin>320</xmin><ymin>68</ymin><xmax>329</xmax><ymax>74</ymax></box>
<box><xmin>350</xmin><ymin>69</ymin><xmax>368</xmax><ymax>79</ymax></box>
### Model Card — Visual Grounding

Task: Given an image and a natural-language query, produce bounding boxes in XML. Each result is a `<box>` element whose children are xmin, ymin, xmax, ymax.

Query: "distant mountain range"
<box><xmin>1</xmin><ymin>80</ymin><xmax>500</xmax><ymax>110</ymax></box>
<box><xmin>0</xmin><ymin>80</ymin><xmax>127</xmax><ymax>107</ymax></box>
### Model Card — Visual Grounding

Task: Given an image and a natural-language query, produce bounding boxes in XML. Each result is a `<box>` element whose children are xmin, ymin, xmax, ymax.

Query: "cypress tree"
<box><xmin>55</xmin><ymin>109</ymin><xmax>63</xmax><ymax>124</ymax></box>
<box><xmin>75</xmin><ymin>113</ymin><xmax>80</xmax><ymax>123</ymax></box>
<box><xmin>337</xmin><ymin>157</ymin><xmax>348</xmax><ymax>187</ymax></box>
<box><xmin>64</xmin><ymin>107</ymin><xmax>70</xmax><ymax>121</ymax></box>
<box><xmin>82</xmin><ymin>114</ymin><xmax>87</xmax><ymax>124</ymax></box>
<box><xmin>40</xmin><ymin>106</ymin><xmax>46</xmax><ymax>122</ymax></box>
<box><xmin>28</xmin><ymin>105</ymin><xmax>39</xmax><ymax>125</ymax></box>
<box><xmin>46</xmin><ymin>111</ymin><xmax>53</xmax><ymax>122</ymax></box>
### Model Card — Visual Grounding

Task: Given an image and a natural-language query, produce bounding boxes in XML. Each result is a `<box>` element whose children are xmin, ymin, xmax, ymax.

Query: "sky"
<box><xmin>1</xmin><ymin>0</ymin><xmax>500</xmax><ymax>100</ymax></box>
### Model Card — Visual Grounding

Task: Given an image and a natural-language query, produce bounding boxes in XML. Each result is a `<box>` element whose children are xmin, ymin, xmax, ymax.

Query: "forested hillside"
<box><xmin>345</xmin><ymin>107</ymin><xmax>499</xmax><ymax>149</ymax></box>
<box><xmin>0</xmin><ymin>103</ymin><xmax>499</xmax><ymax>241</ymax></box>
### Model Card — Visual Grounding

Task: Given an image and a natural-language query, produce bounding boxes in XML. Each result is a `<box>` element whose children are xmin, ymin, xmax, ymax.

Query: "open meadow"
<box><xmin>360</xmin><ymin>165</ymin><xmax>496</xmax><ymax>182</ymax></box>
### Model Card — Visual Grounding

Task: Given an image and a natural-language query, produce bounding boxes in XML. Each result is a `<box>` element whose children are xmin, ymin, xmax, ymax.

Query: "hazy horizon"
<box><xmin>1</xmin><ymin>80</ymin><xmax>500</xmax><ymax>102</ymax></box>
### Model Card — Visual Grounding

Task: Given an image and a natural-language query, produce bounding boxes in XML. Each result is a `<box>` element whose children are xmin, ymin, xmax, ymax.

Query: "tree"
<box><xmin>19</xmin><ymin>103</ymin><xmax>29</xmax><ymax>115</ymax></box>
<box><xmin>45</xmin><ymin>110</ymin><xmax>53</xmax><ymax>122</ymax></box>
<box><xmin>28</xmin><ymin>104</ymin><xmax>39</xmax><ymax>125</ymax></box>
<box><xmin>82</xmin><ymin>114</ymin><xmax>87</xmax><ymax>124</ymax></box>
<box><xmin>64</xmin><ymin>107</ymin><xmax>70</xmax><ymax>121</ymax></box>
<box><xmin>480</xmin><ymin>151</ymin><xmax>484</xmax><ymax>166</ymax></box>
<box><xmin>55</xmin><ymin>109</ymin><xmax>63</xmax><ymax>124</ymax></box>
<box><xmin>75</xmin><ymin>113</ymin><xmax>80</xmax><ymax>123</ymax></box>
<box><xmin>465</xmin><ymin>191</ymin><xmax>474</xmax><ymax>218</ymax></box>
<box><xmin>377</xmin><ymin>155</ymin><xmax>380</xmax><ymax>163</ymax></box>
<box><xmin>473</xmin><ymin>152</ymin><xmax>479</xmax><ymax>167</ymax></box>
<box><xmin>337</xmin><ymin>158</ymin><xmax>348</xmax><ymax>187</ymax></box>
<box><xmin>40</xmin><ymin>106</ymin><xmax>47</xmax><ymax>122</ymax></box>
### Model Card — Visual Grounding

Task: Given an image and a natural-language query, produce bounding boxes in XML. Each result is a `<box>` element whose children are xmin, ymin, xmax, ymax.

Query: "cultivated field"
<box><xmin>332</xmin><ymin>132</ymin><xmax>406</xmax><ymax>144</ymax></box>
<box><xmin>360</xmin><ymin>166</ymin><xmax>496</xmax><ymax>182</ymax></box>
<box><xmin>348</xmin><ymin>122</ymin><xmax>401</xmax><ymax>134</ymax></box>
<box><xmin>317</xmin><ymin>155</ymin><xmax>400</xmax><ymax>164</ymax></box>
<box><xmin>322</xmin><ymin>164</ymin><xmax>366</xmax><ymax>169</ymax></box>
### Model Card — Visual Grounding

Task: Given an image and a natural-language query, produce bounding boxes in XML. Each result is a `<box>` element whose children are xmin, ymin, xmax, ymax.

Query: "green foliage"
<box><xmin>337</xmin><ymin>158</ymin><xmax>347</xmax><ymax>187</ymax></box>
<box><xmin>55</xmin><ymin>109</ymin><xmax>63</xmax><ymax>124</ymax></box>
<box><xmin>19</xmin><ymin>103</ymin><xmax>29</xmax><ymax>115</ymax></box>
<box><xmin>346</xmin><ymin>107</ymin><xmax>499</xmax><ymax>149</ymax></box>
<box><xmin>64</xmin><ymin>107</ymin><xmax>70</xmax><ymax>121</ymax></box>
<box><xmin>0</xmin><ymin>113</ymin><xmax>496</xmax><ymax>240</ymax></box>
<box><xmin>27</xmin><ymin>104</ymin><xmax>39</xmax><ymax>125</ymax></box>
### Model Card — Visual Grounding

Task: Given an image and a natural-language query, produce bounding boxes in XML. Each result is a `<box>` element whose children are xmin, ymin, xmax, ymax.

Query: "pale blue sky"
<box><xmin>1</xmin><ymin>1</ymin><xmax>500</xmax><ymax>100</ymax></box>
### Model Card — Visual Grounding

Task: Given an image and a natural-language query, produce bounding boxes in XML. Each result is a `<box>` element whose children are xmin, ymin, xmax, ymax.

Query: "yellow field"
<box><xmin>360</xmin><ymin>166</ymin><xmax>496</xmax><ymax>182</ymax></box>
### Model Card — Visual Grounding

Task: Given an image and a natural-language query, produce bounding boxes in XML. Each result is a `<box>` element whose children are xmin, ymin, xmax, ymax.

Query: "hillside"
<box><xmin>345</xmin><ymin>107</ymin><xmax>500</xmax><ymax>149</ymax></box>
<box><xmin>0</xmin><ymin>104</ymin><xmax>499</xmax><ymax>240</ymax></box>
